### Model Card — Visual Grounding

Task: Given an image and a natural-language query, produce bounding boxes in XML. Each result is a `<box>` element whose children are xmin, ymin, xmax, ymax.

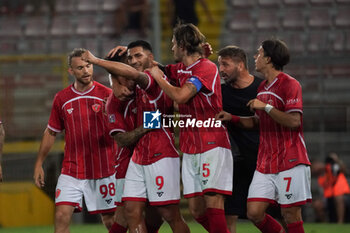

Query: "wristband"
<box><xmin>264</xmin><ymin>104</ymin><xmax>274</xmax><ymax>114</ymax></box>
<box><xmin>230</xmin><ymin>114</ymin><xmax>240</xmax><ymax>124</ymax></box>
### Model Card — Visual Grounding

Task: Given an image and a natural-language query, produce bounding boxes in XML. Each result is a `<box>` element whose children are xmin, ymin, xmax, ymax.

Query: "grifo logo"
<box><xmin>143</xmin><ymin>111</ymin><xmax>222</xmax><ymax>129</ymax></box>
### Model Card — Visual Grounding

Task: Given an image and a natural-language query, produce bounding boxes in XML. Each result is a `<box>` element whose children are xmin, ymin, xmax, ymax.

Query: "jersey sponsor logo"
<box><xmin>132</xmin><ymin>107</ymin><xmax>137</xmax><ymax>114</ymax></box>
<box><xmin>143</xmin><ymin>110</ymin><xmax>161</xmax><ymax>129</ymax></box>
<box><xmin>92</xmin><ymin>104</ymin><xmax>101</xmax><ymax>113</ymax></box>
<box><xmin>55</xmin><ymin>189</ymin><xmax>61</xmax><ymax>199</ymax></box>
<box><xmin>177</xmin><ymin>69</ymin><xmax>192</xmax><ymax>75</ymax></box>
<box><xmin>285</xmin><ymin>194</ymin><xmax>293</xmax><ymax>199</ymax></box>
<box><xmin>108</xmin><ymin>114</ymin><xmax>116</xmax><ymax>123</ymax></box>
<box><xmin>202</xmin><ymin>179</ymin><xmax>208</xmax><ymax>185</ymax></box>
<box><xmin>67</xmin><ymin>108</ymin><xmax>74</xmax><ymax>114</ymax></box>
<box><xmin>105</xmin><ymin>198</ymin><xmax>113</xmax><ymax>204</ymax></box>
<box><xmin>286</xmin><ymin>98</ymin><xmax>300</xmax><ymax>105</ymax></box>
<box><xmin>157</xmin><ymin>191</ymin><xmax>164</xmax><ymax>197</ymax></box>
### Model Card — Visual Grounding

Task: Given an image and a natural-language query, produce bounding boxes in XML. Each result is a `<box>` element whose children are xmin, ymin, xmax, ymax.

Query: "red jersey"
<box><xmin>132</xmin><ymin>71</ymin><xmax>178</xmax><ymax>165</ymax></box>
<box><xmin>255</xmin><ymin>72</ymin><xmax>310</xmax><ymax>174</ymax></box>
<box><xmin>48</xmin><ymin>81</ymin><xmax>116</xmax><ymax>179</ymax></box>
<box><xmin>166</xmin><ymin>58</ymin><xmax>231</xmax><ymax>154</ymax></box>
<box><xmin>106</xmin><ymin>93</ymin><xmax>137</xmax><ymax>178</ymax></box>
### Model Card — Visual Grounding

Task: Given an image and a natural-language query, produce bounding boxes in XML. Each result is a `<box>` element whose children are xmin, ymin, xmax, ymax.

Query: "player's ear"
<box><xmin>68</xmin><ymin>67</ymin><xmax>74</xmax><ymax>76</ymax></box>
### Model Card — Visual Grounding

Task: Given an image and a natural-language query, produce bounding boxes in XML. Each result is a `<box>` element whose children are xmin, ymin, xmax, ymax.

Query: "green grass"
<box><xmin>0</xmin><ymin>221</ymin><xmax>349</xmax><ymax>233</ymax></box>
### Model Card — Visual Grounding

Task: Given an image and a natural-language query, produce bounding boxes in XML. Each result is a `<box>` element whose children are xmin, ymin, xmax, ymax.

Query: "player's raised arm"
<box><xmin>81</xmin><ymin>50</ymin><xmax>149</xmax><ymax>89</ymax></box>
<box><xmin>112</xmin><ymin>126</ymin><xmax>152</xmax><ymax>148</ymax></box>
<box><xmin>148</xmin><ymin>65</ymin><xmax>198</xmax><ymax>104</ymax></box>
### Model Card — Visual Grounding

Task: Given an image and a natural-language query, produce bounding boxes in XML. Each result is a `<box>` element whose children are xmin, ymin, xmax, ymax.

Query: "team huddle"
<box><xmin>33</xmin><ymin>23</ymin><xmax>311</xmax><ymax>233</ymax></box>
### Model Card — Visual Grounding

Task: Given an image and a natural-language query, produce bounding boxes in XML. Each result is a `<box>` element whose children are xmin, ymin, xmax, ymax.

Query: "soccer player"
<box><xmin>217</xmin><ymin>39</ymin><xmax>311</xmax><ymax>233</ymax></box>
<box><xmin>0</xmin><ymin>118</ymin><xmax>5</xmax><ymax>182</ymax></box>
<box><xmin>217</xmin><ymin>45</ymin><xmax>262</xmax><ymax>233</ymax></box>
<box><xmin>105</xmin><ymin>52</ymin><xmax>163</xmax><ymax>233</ymax></box>
<box><xmin>81</xmin><ymin>40</ymin><xmax>190</xmax><ymax>233</ymax></box>
<box><xmin>33</xmin><ymin>48</ymin><xmax>117</xmax><ymax>233</ymax></box>
<box><xmin>148</xmin><ymin>23</ymin><xmax>233</xmax><ymax>233</ymax></box>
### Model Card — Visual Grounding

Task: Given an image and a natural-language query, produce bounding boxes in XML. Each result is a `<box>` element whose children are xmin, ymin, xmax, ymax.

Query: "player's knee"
<box><xmin>124</xmin><ymin>203</ymin><xmax>143</xmax><ymax>220</ymax></box>
<box><xmin>100</xmin><ymin>213</ymin><xmax>114</xmax><ymax>230</ymax></box>
<box><xmin>55</xmin><ymin>209</ymin><xmax>71</xmax><ymax>224</ymax></box>
<box><xmin>246</xmin><ymin>207</ymin><xmax>264</xmax><ymax>224</ymax></box>
<box><xmin>281</xmin><ymin>208</ymin><xmax>302</xmax><ymax>224</ymax></box>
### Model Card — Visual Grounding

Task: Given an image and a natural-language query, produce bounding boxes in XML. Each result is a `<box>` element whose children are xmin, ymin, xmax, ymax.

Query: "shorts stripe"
<box><xmin>149</xmin><ymin>199</ymin><xmax>180</xmax><ymax>206</ymax></box>
<box><xmin>122</xmin><ymin>197</ymin><xmax>148</xmax><ymax>202</ymax></box>
<box><xmin>89</xmin><ymin>207</ymin><xmax>116</xmax><ymax>215</ymax></box>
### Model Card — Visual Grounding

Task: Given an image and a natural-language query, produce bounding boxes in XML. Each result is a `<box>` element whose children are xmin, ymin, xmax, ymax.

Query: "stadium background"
<box><xmin>0</xmin><ymin>0</ymin><xmax>350</xmax><ymax>228</ymax></box>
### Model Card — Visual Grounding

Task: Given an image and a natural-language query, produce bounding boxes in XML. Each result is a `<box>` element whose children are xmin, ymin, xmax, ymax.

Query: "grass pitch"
<box><xmin>0</xmin><ymin>221</ymin><xmax>349</xmax><ymax>232</ymax></box>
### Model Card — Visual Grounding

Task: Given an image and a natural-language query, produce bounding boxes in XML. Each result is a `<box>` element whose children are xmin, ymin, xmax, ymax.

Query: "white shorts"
<box><xmin>115</xmin><ymin>178</ymin><xmax>125</xmax><ymax>206</ymax></box>
<box><xmin>55</xmin><ymin>174</ymin><xmax>117</xmax><ymax>214</ymax></box>
<box><xmin>247</xmin><ymin>165</ymin><xmax>312</xmax><ymax>207</ymax></box>
<box><xmin>122</xmin><ymin>157</ymin><xmax>181</xmax><ymax>206</ymax></box>
<box><xmin>182</xmin><ymin>147</ymin><xmax>233</xmax><ymax>198</ymax></box>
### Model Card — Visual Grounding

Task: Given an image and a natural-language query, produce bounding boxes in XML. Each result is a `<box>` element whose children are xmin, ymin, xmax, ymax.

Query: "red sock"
<box><xmin>255</xmin><ymin>214</ymin><xmax>285</xmax><ymax>233</ymax></box>
<box><xmin>206</xmin><ymin>208</ymin><xmax>230</xmax><ymax>233</ymax></box>
<box><xmin>287</xmin><ymin>221</ymin><xmax>305</xmax><ymax>233</ymax></box>
<box><xmin>109</xmin><ymin>222</ymin><xmax>127</xmax><ymax>233</ymax></box>
<box><xmin>195</xmin><ymin>212</ymin><xmax>210</xmax><ymax>232</ymax></box>
<box><xmin>145</xmin><ymin>222</ymin><xmax>161</xmax><ymax>233</ymax></box>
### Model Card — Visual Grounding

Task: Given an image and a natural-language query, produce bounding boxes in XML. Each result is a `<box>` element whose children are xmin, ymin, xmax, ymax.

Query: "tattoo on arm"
<box><xmin>135</xmin><ymin>73</ymin><xmax>150</xmax><ymax>90</ymax></box>
<box><xmin>113</xmin><ymin>126</ymin><xmax>151</xmax><ymax>147</ymax></box>
<box><xmin>185</xmin><ymin>83</ymin><xmax>198</xmax><ymax>98</ymax></box>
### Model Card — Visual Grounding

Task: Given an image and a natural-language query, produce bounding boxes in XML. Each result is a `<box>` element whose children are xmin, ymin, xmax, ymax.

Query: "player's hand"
<box><xmin>107</xmin><ymin>46</ymin><xmax>127</xmax><ymax>58</ymax></box>
<box><xmin>33</xmin><ymin>165</ymin><xmax>45</xmax><ymax>188</ymax></box>
<box><xmin>81</xmin><ymin>50</ymin><xmax>98</xmax><ymax>64</ymax></box>
<box><xmin>147</xmin><ymin>65</ymin><xmax>164</xmax><ymax>81</ymax></box>
<box><xmin>215</xmin><ymin>111</ymin><xmax>232</xmax><ymax>122</ymax></box>
<box><xmin>202</xmin><ymin>42</ymin><xmax>213</xmax><ymax>58</ymax></box>
<box><xmin>247</xmin><ymin>98</ymin><xmax>266</xmax><ymax>112</ymax></box>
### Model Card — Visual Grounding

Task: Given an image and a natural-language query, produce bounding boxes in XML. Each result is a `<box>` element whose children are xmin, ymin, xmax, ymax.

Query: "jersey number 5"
<box><xmin>203</xmin><ymin>163</ymin><xmax>210</xmax><ymax>177</ymax></box>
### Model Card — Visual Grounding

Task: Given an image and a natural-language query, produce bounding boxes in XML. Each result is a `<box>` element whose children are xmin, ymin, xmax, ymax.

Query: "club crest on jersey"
<box><xmin>92</xmin><ymin>104</ymin><xmax>101</xmax><ymax>113</ymax></box>
<box><xmin>67</xmin><ymin>108</ymin><xmax>74</xmax><ymax>114</ymax></box>
<box><xmin>56</xmin><ymin>189</ymin><xmax>61</xmax><ymax>198</ymax></box>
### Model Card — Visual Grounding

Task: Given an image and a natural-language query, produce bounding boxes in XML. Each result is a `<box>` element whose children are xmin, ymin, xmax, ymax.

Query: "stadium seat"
<box><xmin>101</xmin><ymin>13</ymin><xmax>117</xmax><ymax>36</ymax></box>
<box><xmin>329</xmin><ymin>31</ymin><xmax>344</xmax><ymax>52</ymax></box>
<box><xmin>0</xmin><ymin>17</ymin><xmax>22</xmax><ymax>37</ymax></box>
<box><xmin>308</xmin><ymin>8</ymin><xmax>332</xmax><ymax>28</ymax></box>
<box><xmin>310</xmin><ymin>0</ymin><xmax>334</xmax><ymax>4</ymax></box>
<box><xmin>76</xmin><ymin>14</ymin><xmax>99</xmax><ymax>35</ymax></box>
<box><xmin>50</xmin><ymin>15</ymin><xmax>75</xmax><ymax>37</ymax></box>
<box><xmin>335</xmin><ymin>8</ymin><xmax>350</xmax><ymax>27</ymax></box>
<box><xmin>230</xmin><ymin>0</ymin><xmax>256</xmax><ymax>8</ymax></box>
<box><xmin>24</xmin><ymin>16</ymin><xmax>49</xmax><ymax>37</ymax></box>
<box><xmin>76</xmin><ymin>0</ymin><xmax>99</xmax><ymax>12</ymax></box>
<box><xmin>102</xmin><ymin>0</ymin><xmax>123</xmax><ymax>11</ymax></box>
<box><xmin>283</xmin><ymin>0</ymin><xmax>307</xmax><ymax>5</ymax></box>
<box><xmin>0</xmin><ymin>40</ymin><xmax>18</xmax><ymax>54</ymax></box>
<box><xmin>307</xmin><ymin>32</ymin><xmax>329</xmax><ymax>53</ymax></box>
<box><xmin>228</xmin><ymin>11</ymin><xmax>254</xmax><ymax>31</ymax></box>
<box><xmin>282</xmin><ymin>33</ymin><xmax>306</xmax><ymax>55</ymax></box>
<box><xmin>56</xmin><ymin>0</ymin><xmax>76</xmax><ymax>13</ymax></box>
<box><xmin>256</xmin><ymin>10</ymin><xmax>280</xmax><ymax>29</ymax></box>
<box><xmin>229</xmin><ymin>33</ymin><xmax>255</xmax><ymax>54</ymax></box>
<box><xmin>282</xmin><ymin>9</ymin><xmax>305</xmax><ymax>29</ymax></box>
<box><xmin>49</xmin><ymin>39</ymin><xmax>67</xmax><ymax>54</ymax></box>
<box><xmin>257</xmin><ymin>0</ymin><xmax>280</xmax><ymax>7</ymax></box>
